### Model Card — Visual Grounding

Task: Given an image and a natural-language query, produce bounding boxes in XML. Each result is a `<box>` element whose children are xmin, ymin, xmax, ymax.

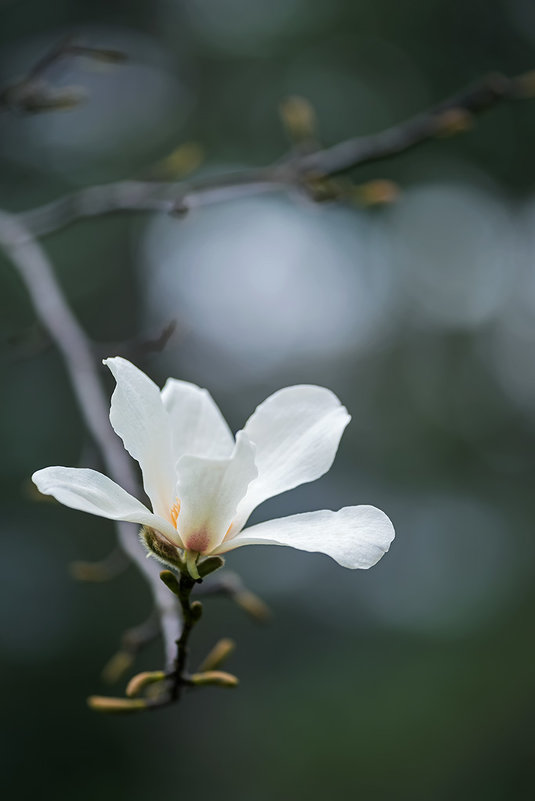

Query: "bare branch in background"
<box><xmin>5</xmin><ymin>320</ymin><xmax>178</xmax><ymax>366</ymax></box>
<box><xmin>196</xmin><ymin>571</ymin><xmax>272</xmax><ymax>622</ymax></box>
<box><xmin>92</xmin><ymin>320</ymin><xmax>178</xmax><ymax>361</ymax></box>
<box><xmin>70</xmin><ymin>547</ymin><xmax>130</xmax><ymax>583</ymax></box>
<box><xmin>3</xmin><ymin>68</ymin><xmax>532</xmax><ymax>239</ymax></box>
<box><xmin>101</xmin><ymin>612</ymin><xmax>161</xmax><ymax>685</ymax></box>
<box><xmin>0</xmin><ymin>34</ymin><xmax>126</xmax><ymax>113</ymax></box>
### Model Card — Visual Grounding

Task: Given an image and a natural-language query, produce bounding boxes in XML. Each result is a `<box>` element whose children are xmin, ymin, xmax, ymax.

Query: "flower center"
<box><xmin>170</xmin><ymin>499</ymin><xmax>181</xmax><ymax>529</ymax></box>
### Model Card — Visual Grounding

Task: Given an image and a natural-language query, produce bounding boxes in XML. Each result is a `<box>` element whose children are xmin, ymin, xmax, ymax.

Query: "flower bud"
<box><xmin>190</xmin><ymin>601</ymin><xmax>203</xmax><ymax>622</ymax></box>
<box><xmin>87</xmin><ymin>696</ymin><xmax>148</xmax><ymax>713</ymax></box>
<box><xmin>190</xmin><ymin>671</ymin><xmax>239</xmax><ymax>688</ymax></box>
<box><xmin>198</xmin><ymin>638</ymin><xmax>236</xmax><ymax>672</ymax></box>
<box><xmin>435</xmin><ymin>108</ymin><xmax>474</xmax><ymax>138</ymax></box>
<box><xmin>159</xmin><ymin>569</ymin><xmax>180</xmax><ymax>595</ymax></box>
<box><xmin>279</xmin><ymin>95</ymin><xmax>317</xmax><ymax>143</ymax></box>
<box><xmin>101</xmin><ymin>650</ymin><xmax>134</xmax><ymax>684</ymax></box>
<box><xmin>235</xmin><ymin>589</ymin><xmax>271</xmax><ymax>622</ymax></box>
<box><xmin>141</xmin><ymin>526</ymin><xmax>184</xmax><ymax>570</ymax></box>
<box><xmin>126</xmin><ymin>671</ymin><xmax>167</xmax><ymax>698</ymax></box>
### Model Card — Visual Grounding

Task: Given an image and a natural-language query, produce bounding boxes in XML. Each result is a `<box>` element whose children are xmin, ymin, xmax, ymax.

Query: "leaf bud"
<box><xmin>198</xmin><ymin>638</ymin><xmax>236</xmax><ymax>672</ymax></box>
<box><xmin>141</xmin><ymin>526</ymin><xmax>185</xmax><ymax>571</ymax></box>
<box><xmin>126</xmin><ymin>671</ymin><xmax>167</xmax><ymax>698</ymax></box>
<box><xmin>101</xmin><ymin>650</ymin><xmax>134</xmax><ymax>684</ymax></box>
<box><xmin>159</xmin><ymin>570</ymin><xmax>180</xmax><ymax>596</ymax></box>
<box><xmin>190</xmin><ymin>671</ymin><xmax>239</xmax><ymax>688</ymax></box>
<box><xmin>87</xmin><ymin>696</ymin><xmax>148</xmax><ymax>713</ymax></box>
<box><xmin>190</xmin><ymin>601</ymin><xmax>203</xmax><ymax>622</ymax></box>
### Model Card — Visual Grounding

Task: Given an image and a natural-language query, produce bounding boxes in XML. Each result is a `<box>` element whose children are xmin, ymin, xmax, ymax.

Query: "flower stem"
<box><xmin>171</xmin><ymin>571</ymin><xmax>200</xmax><ymax>701</ymax></box>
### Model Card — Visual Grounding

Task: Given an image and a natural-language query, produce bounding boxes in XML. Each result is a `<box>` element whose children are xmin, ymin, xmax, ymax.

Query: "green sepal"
<box><xmin>159</xmin><ymin>570</ymin><xmax>180</xmax><ymax>596</ymax></box>
<box><xmin>198</xmin><ymin>555</ymin><xmax>225</xmax><ymax>577</ymax></box>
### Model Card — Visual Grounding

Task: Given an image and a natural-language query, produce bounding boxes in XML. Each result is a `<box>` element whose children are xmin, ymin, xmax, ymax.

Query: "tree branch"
<box><xmin>0</xmin><ymin>35</ymin><xmax>126</xmax><ymax>113</ymax></box>
<box><xmin>7</xmin><ymin>69</ymin><xmax>533</xmax><ymax>241</ymax></box>
<box><xmin>0</xmin><ymin>210</ymin><xmax>182</xmax><ymax>669</ymax></box>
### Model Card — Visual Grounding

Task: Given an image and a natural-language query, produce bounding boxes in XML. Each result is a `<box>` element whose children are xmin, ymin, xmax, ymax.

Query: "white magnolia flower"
<box><xmin>32</xmin><ymin>357</ymin><xmax>394</xmax><ymax>572</ymax></box>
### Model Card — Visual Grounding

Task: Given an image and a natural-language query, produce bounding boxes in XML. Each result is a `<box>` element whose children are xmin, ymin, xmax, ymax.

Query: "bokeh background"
<box><xmin>2</xmin><ymin>1</ymin><xmax>535</xmax><ymax>799</ymax></box>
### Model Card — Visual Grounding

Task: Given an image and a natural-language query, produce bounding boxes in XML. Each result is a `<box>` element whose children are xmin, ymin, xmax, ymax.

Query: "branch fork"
<box><xmin>89</xmin><ymin>546</ymin><xmax>239</xmax><ymax>713</ymax></box>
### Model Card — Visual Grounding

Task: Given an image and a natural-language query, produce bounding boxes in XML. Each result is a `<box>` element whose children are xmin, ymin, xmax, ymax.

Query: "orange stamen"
<box><xmin>170</xmin><ymin>500</ymin><xmax>181</xmax><ymax>529</ymax></box>
<box><xmin>223</xmin><ymin>522</ymin><xmax>233</xmax><ymax>541</ymax></box>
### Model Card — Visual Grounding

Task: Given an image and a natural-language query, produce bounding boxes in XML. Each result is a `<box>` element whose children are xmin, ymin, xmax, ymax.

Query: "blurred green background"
<box><xmin>2</xmin><ymin>1</ymin><xmax>535</xmax><ymax>799</ymax></box>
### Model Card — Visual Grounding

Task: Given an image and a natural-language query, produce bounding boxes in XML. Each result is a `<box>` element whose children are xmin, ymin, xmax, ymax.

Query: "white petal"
<box><xmin>232</xmin><ymin>385</ymin><xmax>350</xmax><ymax>532</ymax></box>
<box><xmin>32</xmin><ymin>466</ymin><xmax>180</xmax><ymax>542</ymax></box>
<box><xmin>175</xmin><ymin>431</ymin><xmax>257</xmax><ymax>554</ymax></box>
<box><xmin>104</xmin><ymin>357</ymin><xmax>175</xmax><ymax>520</ymax></box>
<box><xmin>161</xmin><ymin>378</ymin><xmax>234</xmax><ymax>461</ymax></box>
<box><xmin>217</xmin><ymin>506</ymin><xmax>395</xmax><ymax>569</ymax></box>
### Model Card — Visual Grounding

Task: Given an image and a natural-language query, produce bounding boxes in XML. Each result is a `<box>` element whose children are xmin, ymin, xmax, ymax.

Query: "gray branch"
<box><xmin>10</xmin><ymin>69</ymin><xmax>534</xmax><ymax>242</ymax></box>
<box><xmin>0</xmin><ymin>210</ymin><xmax>182</xmax><ymax>668</ymax></box>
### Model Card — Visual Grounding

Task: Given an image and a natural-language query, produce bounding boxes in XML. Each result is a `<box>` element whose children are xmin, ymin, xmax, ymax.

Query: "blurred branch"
<box><xmin>197</xmin><ymin>571</ymin><xmax>271</xmax><ymax>622</ymax></box>
<box><xmin>92</xmin><ymin>320</ymin><xmax>178</xmax><ymax>361</ymax></box>
<box><xmin>70</xmin><ymin>547</ymin><xmax>130</xmax><ymax>583</ymax></box>
<box><xmin>297</xmin><ymin>71</ymin><xmax>535</xmax><ymax>176</ymax></box>
<box><xmin>7</xmin><ymin>68</ymin><xmax>534</xmax><ymax>236</ymax></box>
<box><xmin>0</xmin><ymin>209</ymin><xmax>182</xmax><ymax>670</ymax></box>
<box><xmin>3</xmin><ymin>322</ymin><xmax>49</xmax><ymax>363</ymax></box>
<box><xmin>5</xmin><ymin>320</ymin><xmax>177</xmax><ymax>366</ymax></box>
<box><xmin>101</xmin><ymin>612</ymin><xmax>161</xmax><ymax>684</ymax></box>
<box><xmin>0</xmin><ymin>35</ymin><xmax>125</xmax><ymax>113</ymax></box>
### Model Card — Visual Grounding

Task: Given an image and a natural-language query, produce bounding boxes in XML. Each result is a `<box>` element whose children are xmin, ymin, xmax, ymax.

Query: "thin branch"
<box><xmin>89</xmin><ymin>568</ymin><xmax>239</xmax><ymax>713</ymax></box>
<box><xmin>101</xmin><ymin>612</ymin><xmax>160</xmax><ymax>684</ymax></box>
<box><xmin>197</xmin><ymin>571</ymin><xmax>271</xmax><ymax>622</ymax></box>
<box><xmin>8</xmin><ymin>69</ymin><xmax>534</xmax><ymax>240</ymax></box>
<box><xmin>92</xmin><ymin>320</ymin><xmax>178</xmax><ymax>361</ymax></box>
<box><xmin>0</xmin><ymin>210</ymin><xmax>182</xmax><ymax>668</ymax></box>
<box><xmin>0</xmin><ymin>35</ymin><xmax>126</xmax><ymax>113</ymax></box>
<box><xmin>19</xmin><ymin>173</ymin><xmax>284</xmax><ymax>239</ymax></box>
<box><xmin>70</xmin><ymin>546</ymin><xmax>129</xmax><ymax>582</ymax></box>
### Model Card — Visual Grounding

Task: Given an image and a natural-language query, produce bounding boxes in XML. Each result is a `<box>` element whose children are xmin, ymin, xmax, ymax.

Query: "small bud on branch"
<box><xmin>189</xmin><ymin>671</ymin><xmax>239</xmax><ymax>688</ymax></box>
<box><xmin>126</xmin><ymin>671</ymin><xmax>167</xmax><ymax>698</ymax></box>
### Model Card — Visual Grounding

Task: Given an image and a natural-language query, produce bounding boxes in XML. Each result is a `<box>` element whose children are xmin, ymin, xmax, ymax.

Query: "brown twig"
<box><xmin>0</xmin><ymin>35</ymin><xmax>126</xmax><ymax>113</ymax></box>
<box><xmin>92</xmin><ymin>320</ymin><xmax>178</xmax><ymax>361</ymax></box>
<box><xmin>90</xmin><ymin>567</ymin><xmax>239</xmax><ymax>713</ymax></box>
<box><xmin>4</xmin><ymin>69</ymin><xmax>532</xmax><ymax>239</ymax></box>
<box><xmin>101</xmin><ymin>613</ymin><xmax>161</xmax><ymax>684</ymax></box>
<box><xmin>196</xmin><ymin>571</ymin><xmax>271</xmax><ymax>622</ymax></box>
<box><xmin>70</xmin><ymin>547</ymin><xmax>129</xmax><ymax>583</ymax></box>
